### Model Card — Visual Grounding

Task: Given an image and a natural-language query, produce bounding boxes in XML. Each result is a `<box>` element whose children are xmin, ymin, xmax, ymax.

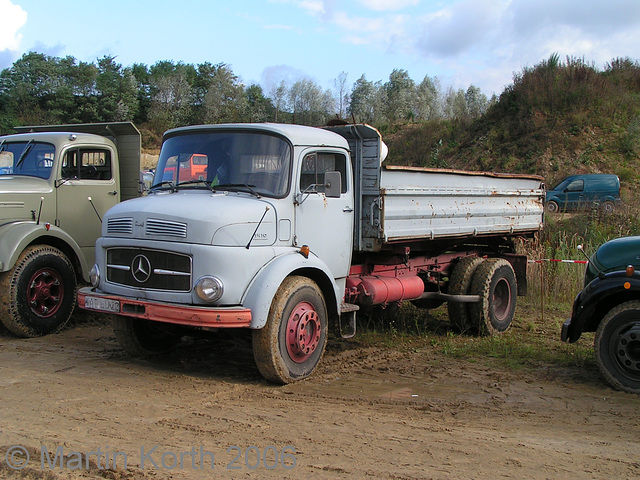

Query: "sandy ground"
<box><xmin>0</xmin><ymin>312</ymin><xmax>638</xmax><ymax>480</ymax></box>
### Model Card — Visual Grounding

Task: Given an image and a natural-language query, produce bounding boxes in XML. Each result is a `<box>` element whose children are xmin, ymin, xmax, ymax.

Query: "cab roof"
<box><xmin>163</xmin><ymin>123</ymin><xmax>350</xmax><ymax>150</ymax></box>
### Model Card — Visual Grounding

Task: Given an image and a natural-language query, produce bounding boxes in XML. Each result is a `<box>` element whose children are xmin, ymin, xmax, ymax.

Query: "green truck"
<box><xmin>562</xmin><ymin>237</ymin><xmax>640</xmax><ymax>394</ymax></box>
<box><xmin>0</xmin><ymin>122</ymin><xmax>141</xmax><ymax>337</ymax></box>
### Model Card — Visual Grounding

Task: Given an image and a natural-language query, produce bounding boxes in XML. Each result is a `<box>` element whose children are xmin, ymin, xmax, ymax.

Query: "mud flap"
<box><xmin>339</xmin><ymin>303</ymin><xmax>359</xmax><ymax>339</ymax></box>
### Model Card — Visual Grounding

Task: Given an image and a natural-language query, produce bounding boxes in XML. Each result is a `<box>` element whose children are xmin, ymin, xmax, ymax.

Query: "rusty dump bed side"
<box><xmin>377</xmin><ymin>166</ymin><xmax>544</xmax><ymax>245</ymax></box>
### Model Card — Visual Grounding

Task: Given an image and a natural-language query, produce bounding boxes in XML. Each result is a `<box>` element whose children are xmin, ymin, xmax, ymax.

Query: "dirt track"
<box><xmin>0</xmin><ymin>312</ymin><xmax>638</xmax><ymax>480</ymax></box>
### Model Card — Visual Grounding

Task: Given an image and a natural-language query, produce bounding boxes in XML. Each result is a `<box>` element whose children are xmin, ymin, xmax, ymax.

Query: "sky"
<box><xmin>1</xmin><ymin>0</ymin><xmax>640</xmax><ymax>97</ymax></box>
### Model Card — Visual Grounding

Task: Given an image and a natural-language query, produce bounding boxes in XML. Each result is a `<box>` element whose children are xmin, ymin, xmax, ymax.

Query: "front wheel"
<box><xmin>0</xmin><ymin>245</ymin><xmax>76</xmax><ymax>337</ymax></box>
<box><xmin>469</xmin><ymin>258</ymin><xmax>517</xmax><ymax>335</ymax></box>
<box><xmin>253</xmin><ymin>276</ymin><xmax>328</xmax><ymax>384</ymax></box>
<box><xmin>595</xmin><ymin>301</ymin><xmax>640</xmax><ymax>394</ymax></box>
<box><xmin>546</xmin><ymin>201</ymin><xmax>560</xmax><ymax>213</ymax></box>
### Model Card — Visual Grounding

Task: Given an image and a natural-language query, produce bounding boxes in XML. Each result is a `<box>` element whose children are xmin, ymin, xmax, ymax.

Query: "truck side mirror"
<box><xmin>324</xmin><ymin>171</ymin><xmax>341</xmax><ymax>198</ymax></box>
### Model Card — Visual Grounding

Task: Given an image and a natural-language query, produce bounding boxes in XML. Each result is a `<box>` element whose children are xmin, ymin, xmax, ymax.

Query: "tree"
<box><xmin>443</xmin><ymin>87</ymin><xmax>467</xmax><ymax>120</ymax></box>
<box><xmin>349</xmin><ymin>74</ymin><xmax>375</xmax><ymax>123</ymax></box>
<box><xmin>245</xmin><ymin>84</ymin><xmax>273</xmax><ymax>123</ymax></box>
<box><xmin>384</xmin><ymin>69</ymin><xmax>416</xmax><ymax>123</ymax></box>
<box><xmin>269</xmin><ymin>80</ymin><xmax>288</xmax><ymax>122</ymax></box>
<box><xmin>465</xmin><ymin>84</ymin><xmax>488</xmax><ymax>119</ymax></box>
<box><xmin>0</xmin><ymin>52</ymin><xmax>60</xmax><ymax>125</ymax></box>
<box><xmin>147</xmin><ymin>60</ymin><xmax>195</xmax><ymax>133</ymax></box>
<box><xmin>131</xmin><ymin>63</ymin><xmax>151</xmax><ymax>125</ymax></box>
<box><xmin>203</xmin><ymin>64</ymin><xmax>247</xmax><ymax>124</ymax></box>
<box><xmin>415</xmin><ymin>75</ymin><xmax>441</xmax><ymax>121</ymax></box>
<box><xmin>95</xmin><ymin>55</ymin><xmax>138</xmax><ymax>122</ymax></box>
<box><xmin>289</xmin><ymin>78</ymin><xmax>329</xmax><ymax>125</ymax></box>
<box><xmin>333</xmin><ymin>71</ymin><xmax>350</xmax><ymax>120</ymax></box>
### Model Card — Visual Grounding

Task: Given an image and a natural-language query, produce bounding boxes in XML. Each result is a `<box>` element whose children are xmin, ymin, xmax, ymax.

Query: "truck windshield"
<box><xmin>153</xmin><ymin>131</ymin><xmax>292</xmax><ymax>197</ymax></box>
<box><xmin>0</xmin><ymin>141</ymin><xmax>56</xmax><ymax>179</ymax></box>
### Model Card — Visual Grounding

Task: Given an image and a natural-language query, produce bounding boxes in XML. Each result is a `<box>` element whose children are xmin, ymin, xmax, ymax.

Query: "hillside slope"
<box><xmin>384</xmin><ymin>56</ymin><xmax>640</xmax><ymax>193</ymax></box>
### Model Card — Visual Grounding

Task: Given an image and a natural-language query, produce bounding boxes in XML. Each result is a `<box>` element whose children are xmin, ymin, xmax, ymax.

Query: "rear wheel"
<box><xmin>601</xmin><ymin>200</ymin><xmax>615</xmax><ymax>214</ymax></box>
<box><xmin>469</xmin><ymin>258</ymin><xmax>517</xmax><ymax>335</ymax></box>
<box><xmin>594</xmin><ymin>301</ymin><xmax>640</xmax><ymax>394</ymax></box>
<box><xmin>546</xmin><ymin>201</ymin><xmax>559</xmax><ymax>213</ymax></box>
<box><xmin>0</xmin><ymin>245</ymin><xmax>76</xmax><ymax>337</ymax></box>
<box><xmin>112</xmin><ymin>316</ymin><xmax>182</xmax><ymax>356</ymax></box>
<box><xmin>253</xmin><ymin>276</ymin><xmax>328</xmax><ymax>384</ymax></box>
<box><xmin>447</xmin><ymin>256</ymin><xmax>484</xmax><ymax>333</ymax></box>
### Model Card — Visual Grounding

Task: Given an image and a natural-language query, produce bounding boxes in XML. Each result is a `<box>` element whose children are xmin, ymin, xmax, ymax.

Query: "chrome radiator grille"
<box><xmin>106</xmin><ymin>248</ymin><xmax>191</xmax><ymax>291</ymax></box>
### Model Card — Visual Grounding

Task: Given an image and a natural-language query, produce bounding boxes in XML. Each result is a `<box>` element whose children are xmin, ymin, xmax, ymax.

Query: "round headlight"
<box><xmin>89</xmin><ymin>264</ymin><xmax>100</xmax><ymax>287</ymax></box>
<box><xmin>195</xmin><ymin>276</ymin><xmax>223</xmax><ymax>302</ymax></box>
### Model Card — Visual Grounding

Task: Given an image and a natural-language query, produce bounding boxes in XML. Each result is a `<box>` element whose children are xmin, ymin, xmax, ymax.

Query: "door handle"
<box><xmin>343</xmin><ymin>206</ymin><xmax>353</xmax><ymax>213</ymax></box>
<box><xmin>108</xmin><ymin>190</ymin><xmax>118</xmax><ymax>195</ymax></box>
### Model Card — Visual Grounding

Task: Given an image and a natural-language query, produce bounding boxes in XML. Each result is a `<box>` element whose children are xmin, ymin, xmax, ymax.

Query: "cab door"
<box><xmin>56</xmin><ymin>146</ymin><xmax>119</xmax><ymax>263</ymax></box>
<box><xmin>293</xmin><ymin>150</ymin><xmax>354</xmax><ymax>280</ymax></box>
<box><xmin>564</xmin><ymin>178</ymin><xmax>585</xmax><ymax>210</ymax></box>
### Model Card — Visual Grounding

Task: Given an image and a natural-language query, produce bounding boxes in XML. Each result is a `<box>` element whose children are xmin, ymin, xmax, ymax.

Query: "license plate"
<box><xmin>84</xmin><ymin>296</ymin><xmax>120</xmax><ymax>313</ymax></box>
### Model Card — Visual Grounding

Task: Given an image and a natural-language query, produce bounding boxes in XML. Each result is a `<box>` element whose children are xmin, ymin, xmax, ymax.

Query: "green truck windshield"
<box><xmin>0</xmin><ymin>141</ymin><xmax>56</xmax><ymax>179</ymax></box>
<box><xmin>154</xmin><ymin>131</ymin><xmax>292</xmax><ymax>198</ymax></box>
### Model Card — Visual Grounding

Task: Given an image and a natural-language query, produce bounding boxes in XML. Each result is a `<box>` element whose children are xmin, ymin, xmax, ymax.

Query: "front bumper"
<box><xmin>78</xmin><ymin>287</ymin><xmax>252</xmax><ymax>328</ymax></box>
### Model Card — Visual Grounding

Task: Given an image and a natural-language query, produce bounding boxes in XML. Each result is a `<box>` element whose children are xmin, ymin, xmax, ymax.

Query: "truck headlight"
<box><xmin>195</xmin><ymin>276</ymin><xmax>223</xmax><ymax>302</ymax></box>
<box><xmin>90</xmin><ymin>264</ymin><xmax>100</xmax><ymax>287</ymax></box>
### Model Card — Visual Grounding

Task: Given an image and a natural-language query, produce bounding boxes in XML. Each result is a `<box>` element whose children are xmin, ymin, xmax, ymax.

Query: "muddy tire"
<box><xmin>469</xmin><ymin>258</ymin><xmax>517</xmax><ymax>336</ymax></box>
<box><xmin>594</xmin><ymin>301</ymin><xmax>640</xmax><ymax>394</ymax></box>
<box><xmin>0</xmin><ymin>245</ymin><xmax>76</xmax><ymax>337</ymax></box>
<box><xmin>112</xmin><ymin>316</ymin><xmax>182</xmax><ymax>356</ymax></box>
<box><xmin>253</xmin><ymin>276</ymin><xmax>328</xmax><ymax>384</ymax></box>
<box><xmin>546</xmin><ymin>201</ymin><xmax>559</xmax><ymax>213</ymax></box>
<box><xmin>447</xmin><ymin>256</ymin><xmax>484</xmax><ymax>333</ymax></box>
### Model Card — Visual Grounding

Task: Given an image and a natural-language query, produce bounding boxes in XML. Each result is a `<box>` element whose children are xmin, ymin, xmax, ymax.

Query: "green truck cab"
<box><xmin>0</xmin><ymin>123</ymin><xmax>140</xmax><ymax>337</ymax></box>
<box><xmin>562</xmin><ymin>236</ymin><xmax>640</xmax><ymax>394</ymax></box>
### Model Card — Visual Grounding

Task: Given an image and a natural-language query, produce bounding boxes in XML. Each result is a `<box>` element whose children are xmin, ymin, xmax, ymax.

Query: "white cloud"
<box><xmin>355</xmin><ymin>0</ymin><xmax>421</xmax><ymax>11</ymax></box>
<box><xmin>0</xmin><ymin>0</ymin><xmax>27</xmax><ymax>52</ymax></box>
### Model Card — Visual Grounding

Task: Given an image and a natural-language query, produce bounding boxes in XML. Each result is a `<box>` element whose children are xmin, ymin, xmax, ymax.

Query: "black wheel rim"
<box><xmin>612</xmin><ymin>323</ymin><xmax>640</xmax><ymax>378</ymax></box>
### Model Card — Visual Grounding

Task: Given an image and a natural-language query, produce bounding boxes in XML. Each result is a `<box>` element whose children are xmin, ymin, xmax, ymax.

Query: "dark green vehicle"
<box><xmin>546</xmin><ymin>174</ymin><xmax>620</xmax><ymax>213</ymax></box>
<box><xmin>562</xmin><ymin>236</ymin><xmax>640</xmax><ymax>394</ymax></box>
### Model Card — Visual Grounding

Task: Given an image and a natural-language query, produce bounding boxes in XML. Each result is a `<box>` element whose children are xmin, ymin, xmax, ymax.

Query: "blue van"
<box><xmin>546</xmin><ymin>174</ymin><xmax>620</xmax><ymax>213</ymax></box>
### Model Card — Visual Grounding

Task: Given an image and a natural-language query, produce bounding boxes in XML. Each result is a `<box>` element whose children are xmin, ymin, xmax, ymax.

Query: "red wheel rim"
<box><xmin>286</xmin><ymin>301</ymin><xmax>321</xmax><ymax>363</ymax></box>
<box><xmin>27</xmin><ymin>268</ymin><xmax>64</xmax><ymax>318</ymax></box>
<box><xmin>492</xmin><ymin>278</ymin><xmax>512</xmax><ymax>321</ymax></box>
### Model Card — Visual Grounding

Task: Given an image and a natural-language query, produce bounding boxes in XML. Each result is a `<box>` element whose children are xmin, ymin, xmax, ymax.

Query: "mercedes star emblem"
<box><xmin>131</xmin><ymin>254</ymin><xmax>152</xmax><ymax>283</ymax></box>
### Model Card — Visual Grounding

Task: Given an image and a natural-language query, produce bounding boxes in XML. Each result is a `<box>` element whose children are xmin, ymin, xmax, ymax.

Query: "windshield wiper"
<box><xmin>15</xmin><ymin>139</ymin><xmax>34</xmax><ymax>169</ymax></box>
<box><xmin>212</xmin><ymin>183</ymin><xmax>260</xmax><ymax>198</ymax></box>
<box><xmin>149</xmin><ymin>181</ymin><xmax>176</xmax><ymax>192</ymax></box>
<box><xmin>175</xmin><ymin>179</ymin><xmax>213</xmax><ymax>190</ymax></box>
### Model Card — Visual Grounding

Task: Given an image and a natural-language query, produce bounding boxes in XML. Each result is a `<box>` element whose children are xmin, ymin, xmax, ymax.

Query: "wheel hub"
<box><xmin>492</xmin><ymin>278</ymin><xmax>512</xmax><ymax>321</ymax></box>
<box><xmin>27</xmin><ymin>268</ymin><xmax>64</xmax><ymax>318</ymax></box>
<box><xmin>616</xmin><ymin>324</ymin><xmax>640</xmax><ymax>372</ymax></box>
<box><xmin>286</xmin><ymin>302</ymin><xmax>321</xmax><ymax>363</ymax></box>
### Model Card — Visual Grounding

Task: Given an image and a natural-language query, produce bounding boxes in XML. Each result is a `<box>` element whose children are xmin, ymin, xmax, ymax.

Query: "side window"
<box><xmin>62</xmin><ymin>148</ymin><xmax>112</xmax><ymax>180</ymax></box>
<box><xmin>566</xmin><ymin>179</ymin><xmax>584</xmax><ymax>192</ymax></box>
<box><xmin>300</xmin><ymin>152</ymin><xmax>347</xmax><ymax>193</ymax></box>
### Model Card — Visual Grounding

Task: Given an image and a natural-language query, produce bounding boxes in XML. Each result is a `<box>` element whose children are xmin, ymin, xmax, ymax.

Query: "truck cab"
<box><xmin>0</xmin><ymin>123</ymin><xmax>140</xmax><ymax>337</ymax></box>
